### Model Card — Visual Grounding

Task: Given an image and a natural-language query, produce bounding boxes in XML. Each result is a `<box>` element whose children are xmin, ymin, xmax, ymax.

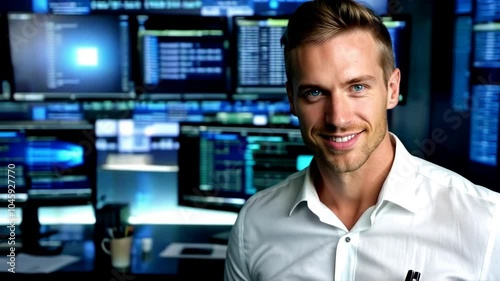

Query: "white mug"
<box><xmin>101</xmin><ymin>236</ymin><xmax>133</xmax><ymax>268</ymax></box>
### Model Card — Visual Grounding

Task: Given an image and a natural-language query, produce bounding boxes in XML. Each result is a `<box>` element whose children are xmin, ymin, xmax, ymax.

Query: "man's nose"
<box><xmin>324</xmin><ymin>94</ymin><xmax>353</xmax><ymax>128</ymax></box>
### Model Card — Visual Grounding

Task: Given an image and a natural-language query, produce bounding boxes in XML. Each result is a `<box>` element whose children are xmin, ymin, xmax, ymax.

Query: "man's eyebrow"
<box><xmin>343</xmin><ymin>75</ymin><xmax>376</xmax><ymax>85</ymax></box>
<box><xmin>296</xmin><ymin>84</ymin><xmax>326</xmax><ymax>93</ymax></box>
<box><xmin>296</xmin><ymin>76</ymin><xmax>377</xmax><ymax>92</ymax></box>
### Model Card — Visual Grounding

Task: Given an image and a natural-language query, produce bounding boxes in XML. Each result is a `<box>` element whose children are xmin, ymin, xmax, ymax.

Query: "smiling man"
<box><xmin>224</xmin><ymin>0</ymin><xmax>500</xmax><ymax>280</ymax></box>
<box><xmin>286</xmin><ymin>27</ymin><xmax>399</xmax><ymax>231</ymax></box>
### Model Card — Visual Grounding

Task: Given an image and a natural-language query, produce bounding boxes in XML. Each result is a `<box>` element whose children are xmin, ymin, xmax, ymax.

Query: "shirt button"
<box><xmin>345</xmin><ymin>237</ymin><xmax>351</xmax><ymax>243</ymax></box>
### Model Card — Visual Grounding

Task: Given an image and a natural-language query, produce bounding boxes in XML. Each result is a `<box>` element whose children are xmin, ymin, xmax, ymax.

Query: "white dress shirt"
<box><xmin>224</xmin><ymin>134</ymin><xmax>500</xmax><ymax>281</ymax></box>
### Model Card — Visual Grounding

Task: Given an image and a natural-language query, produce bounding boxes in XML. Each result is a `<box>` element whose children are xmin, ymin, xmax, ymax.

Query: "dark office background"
<box><xmin>0</xmin><ymin>0</ymin><xmax>498</xmax><ymax>227</ymax></box>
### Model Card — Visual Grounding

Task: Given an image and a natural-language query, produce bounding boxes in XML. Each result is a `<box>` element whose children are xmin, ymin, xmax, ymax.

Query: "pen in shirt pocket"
<box><xmin>404</xmin><ymin>270</ymin><xmax>421</xmax><ymax>281</ymax></box>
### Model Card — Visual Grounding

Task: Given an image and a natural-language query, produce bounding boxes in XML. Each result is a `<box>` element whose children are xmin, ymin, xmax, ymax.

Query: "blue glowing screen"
<box><xmin>178</xmin><ymin>124</ymin><xmax>311</xmax><ymax>212</ymax></box>
<box><xmin>8</xmin><ymin>13</ymin><xmax>130</xmax><ymax>96</ymax></box>
<box><xmin>0</xmin><ymin>128</ymin><xmax>95</xmax><ymax>194</ymax></box>
<box><xmin>26</xmin><ymin>140</ymin><xmax>84</xmax><ymax>169</ymax></box>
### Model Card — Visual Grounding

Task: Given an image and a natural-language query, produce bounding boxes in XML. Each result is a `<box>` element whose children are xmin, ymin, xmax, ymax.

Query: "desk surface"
<box><xmin>1</xmin><ymin>224</ymin><xmax>233</xmax><ymax>281</ymax></box>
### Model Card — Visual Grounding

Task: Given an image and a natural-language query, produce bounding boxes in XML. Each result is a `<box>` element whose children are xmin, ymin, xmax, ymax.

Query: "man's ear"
<box><xmin>286</xmin><ymin>81</ymin><xmax>297</xmax><ymax>116</ymax></box>
<box><xmin>386</xmin><ymin>68</ymin><xmax>400</xmax><ymax>110</ymax></box>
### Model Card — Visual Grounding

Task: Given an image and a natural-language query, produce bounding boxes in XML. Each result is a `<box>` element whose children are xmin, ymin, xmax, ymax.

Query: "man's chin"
<box><xmin>317</xmin><ymin>153</ymin><xmax>366</xmax><ymax>174</ymax></box>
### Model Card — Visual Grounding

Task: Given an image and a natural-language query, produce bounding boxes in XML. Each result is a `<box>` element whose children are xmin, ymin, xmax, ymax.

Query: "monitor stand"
<box><xmin>20</xmin><ymin>205</ymin><xmax>63</xmax><ymax>256</ymax></box>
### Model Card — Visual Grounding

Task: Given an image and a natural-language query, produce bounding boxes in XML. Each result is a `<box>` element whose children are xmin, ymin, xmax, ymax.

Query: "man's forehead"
<box><xmin>293</xmin><ymin>46</ymin><xmax>381</xmax><ymax>72</ymax></box>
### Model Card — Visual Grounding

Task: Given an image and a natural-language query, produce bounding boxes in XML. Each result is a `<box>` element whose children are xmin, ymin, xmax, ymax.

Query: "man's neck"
<box><xmin>313</xmin><ymin>133</ymin><xmax>396</xmax><ymax>230</ymax></box>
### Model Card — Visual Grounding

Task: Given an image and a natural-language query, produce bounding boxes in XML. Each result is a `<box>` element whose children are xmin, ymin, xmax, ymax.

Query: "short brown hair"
<box><xmin>281</xmin><ymin>0</ymin><xmax>395</xmax><ymax>84</ymax></box>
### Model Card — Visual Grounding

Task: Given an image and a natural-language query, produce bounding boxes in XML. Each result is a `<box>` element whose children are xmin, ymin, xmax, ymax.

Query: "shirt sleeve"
<box><xmin>224</xmin><ymin>208</ymin><xmax>250</xmax><ymax>281</ymax></box>
<box><xmin>481</xmin><ymin>197</ymin><xmax>500</xmax><ymax>281</ymax></box>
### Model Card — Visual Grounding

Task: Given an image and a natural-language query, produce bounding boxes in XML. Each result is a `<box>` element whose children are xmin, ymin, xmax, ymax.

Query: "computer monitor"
<box><xmin>475</xmin><ymin>0</ymin><xmax>500</xmax><ymax>23</ymax></box>
<box><xmin>0</xmin><ymin>130</ymin><xmax>28</xmax><ymax>206</ymax></box>
<box><xmin>136</xmin><ymin>15</ymin><xmax>229</xmax><ymax>100</ymax></box>
<box><xmin>232</xmin><ymin>15</ymin><xmax>411</xmax><ymax>103</ymax></box>
<box><xmin>0</xmin><ymin>13</ymin><xmax>11</xmax><ymax>100</ymax></box>
<box><xmin>177</xmin><ymin>123</ymin><xmax>312</xmax><ymax>212</ymax></box>
<box><xmin>0</xmin><ymin>120</ymin><xmax>97</xmax><ymax>254</ymax></box>
<box><xmin>7</xmin><ymin>13</ymin><xmax>133</xmax><ymax>101</ymax></box>
<box><xmin>469</xmin><ymin>84</ymin><xmax>499</xmax><ymax>168</ymax></box>
<box><xmin>381</xmin><ymin>15</ymin><xmax>412</xmax><ymax>104</ymax></box>
<box><xmin>468</xmin><ymin>21</ymin><xmax>500</xmax><ymax>189</ymax></box>
<box><xmin>451</xmin><ymin>16</ymin><xmax>473</xmax><ymax>111</ymax></box>
<box><xmin>232</xmin><ymin>16</ymin><xmax>288</xmax><ymax>101</ymax></box>
<box><xmin>253</xmin><ymin>0</ymin><xmax>388</xmax><ymax>16</ymax></box>
<box><xmin>470</xmin><ymin>84</ymin><xmax>498</xmax><ymax>169</ymax></box>
<box><xmin>472</xmin><ymin>23</ymin><xmax>500</xmax><ymax>69</ymax></box>
<box><xmin>468</xmin><ymin>83</ymin><xmax>499</xmax><ymax>189</ymax></box>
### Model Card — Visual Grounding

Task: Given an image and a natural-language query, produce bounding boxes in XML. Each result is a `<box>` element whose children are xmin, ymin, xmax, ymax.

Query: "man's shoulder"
<box><xmin>390</xmin><ymin>132</ymin><xmax>499</xmax><ymax>202</ymax></box>
<box><xmin>414</xmin><ymin>156</ymin><xmax>500</xmax><ymax>202</ymax></box>
<box><xmin>239</xmin><ymin>169</ymin><xmax>307</xmax><ymax>217</ymax></box>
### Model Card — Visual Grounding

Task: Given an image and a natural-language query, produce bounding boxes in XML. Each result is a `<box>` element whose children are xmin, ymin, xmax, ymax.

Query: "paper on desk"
<box><xmin>159</xmin><ymin>242</ymin><xmax>227</xmax><ymax>259</ymax></box>
<box><xmin>0</xmin><ymin>253</ymin><xmax>80</xmax><ymax>273</ymax></box>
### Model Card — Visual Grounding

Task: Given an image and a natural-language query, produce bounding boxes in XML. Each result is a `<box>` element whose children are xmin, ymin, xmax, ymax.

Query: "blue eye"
<box><xmin>353</xmin><ymin>85</ymin><xmax>365</xmax><ymax>92</ymax></box>
<box><xmin>305</xmin><ymin>89</ymin><xmax>321</xmax><ymax>96</ymax></box>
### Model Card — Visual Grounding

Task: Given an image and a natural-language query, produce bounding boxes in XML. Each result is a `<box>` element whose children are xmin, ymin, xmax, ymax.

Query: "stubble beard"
<box><xmin>307</xmin><ymin>120</ymin><xmax>388</xmax><ymax>174</ymax></box>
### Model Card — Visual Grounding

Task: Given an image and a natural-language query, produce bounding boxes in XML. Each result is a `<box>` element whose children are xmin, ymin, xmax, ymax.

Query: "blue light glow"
<box><xmin>26</xmin><ymin>141</ymin><xmax>84</xmax><ymax>168</ymax></box>
<box><xmin>269</xmin><ymin>0</ymin><xmax>278</xmax><ymax>9</ymax></box>
<box><xmin>0</xmin><ymin>132</ymin><xmax>17</xmax><ymax>138</ymax></box>
<box><xmin>32</xmin><ymin>0</ymin><xmax>48</xmax><ymax>13</ymax></box>
<box><xmin>76</xmin><ymin>47</ymin><xmax>99</xmax><ymax>67</ymax></box>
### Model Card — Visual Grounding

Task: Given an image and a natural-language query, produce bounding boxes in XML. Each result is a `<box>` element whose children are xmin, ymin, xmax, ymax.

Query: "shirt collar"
<box><xmin>289</xmin><ymin>165</ymin><xmax>317</xmax><ymax>216</ymax></box>
<box><xmin>376</xmin><ymin>133</ymin><xmax>420</xmax><ymax>213</ymax></box>
<box><xmin>289</xmin><ymin>133</ymin><xmax>420</xmax><ymax>216</ymax></box>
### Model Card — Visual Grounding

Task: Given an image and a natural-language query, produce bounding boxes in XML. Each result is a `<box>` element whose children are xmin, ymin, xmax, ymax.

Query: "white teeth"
<box><xmin>330</xmin><ymin>134</ymin><xmax>356</xmax><ymax>143</ymax></box>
